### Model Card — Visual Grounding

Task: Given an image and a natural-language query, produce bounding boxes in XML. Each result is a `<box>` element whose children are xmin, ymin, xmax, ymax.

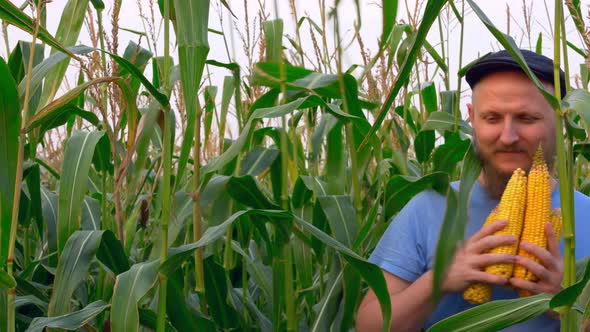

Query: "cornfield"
<box><xmin>1</xmin><ymin>0</ymin><xmax>590</xmax><ymax>331</ymax></box>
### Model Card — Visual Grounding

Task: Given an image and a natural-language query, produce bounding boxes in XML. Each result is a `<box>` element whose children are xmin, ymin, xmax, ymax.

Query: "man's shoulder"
<box><xmin>574</xmin><ymin>190</ymin><xmax>590</xmax><ymax>203</ymax></box>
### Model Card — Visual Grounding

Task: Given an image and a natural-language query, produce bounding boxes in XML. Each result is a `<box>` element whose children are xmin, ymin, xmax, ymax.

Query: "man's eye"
<box><xmin>520</xmin><ymin>116</ymin><xmax>538</xmax><ymax>123</ymax></box>
<box><xmin>484</xmin><ymin>116</ymin><xmax>500</xmax><ymax>123</ymax></box>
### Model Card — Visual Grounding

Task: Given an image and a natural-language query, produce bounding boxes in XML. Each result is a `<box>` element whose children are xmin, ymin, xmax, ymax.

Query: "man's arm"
<box><xmin>356</xmin><ymin>219</ymin><xmax>518</xmax><ymax>331</ymax></box>
<box><xmin>356</xmin><ymin>270</ymin><xmax>438</xmax><ymax>332</ymax></box>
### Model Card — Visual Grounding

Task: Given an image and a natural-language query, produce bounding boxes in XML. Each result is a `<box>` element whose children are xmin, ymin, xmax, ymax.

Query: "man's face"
<box><xmin>468</xmin><ymin>70</ymin><xmax>556</xmax><ymax>181</ymax></box>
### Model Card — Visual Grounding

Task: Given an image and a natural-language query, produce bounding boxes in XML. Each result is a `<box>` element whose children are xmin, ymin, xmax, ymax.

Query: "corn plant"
<box><xmin>1</xmin><ymin>0</ymin><xmax>590</xmax><ymax>331</ymax></box>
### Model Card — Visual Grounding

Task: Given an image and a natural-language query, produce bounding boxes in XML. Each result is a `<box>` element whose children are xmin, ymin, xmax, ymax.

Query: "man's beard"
<box><xmin>472</xmin><ymin>136</ymin><xmax>555</xmax><ymax>200</ymax></box>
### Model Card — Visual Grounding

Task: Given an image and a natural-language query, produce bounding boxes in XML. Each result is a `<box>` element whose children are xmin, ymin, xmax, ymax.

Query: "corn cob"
<box><xmin>514</xmin><ymin>147</ymin><xmax>551</xmax><ymax>282</ymax></box>
<box><xmin>463</xmin><ymin>208</ymin><xmax>499</xmax><ymax>304</ymax></box>
<box><xmin>463</xmin><ymin>168</ymin><xmax>527</xmax><ymax>304</ymax></box>
<box><xmin>518</xmin><ymin>209</ymin><xmax>563</xmax><ymax>298</ymax></box>
<box><xmin>485</xmin><ymin>168</ymin><xmax>527</xmax><ymax>278</ymax></box>
<box><xmin>550</xmin><ymin>208</ymin><xmax>562</xmax><ymax>242</ymax></box>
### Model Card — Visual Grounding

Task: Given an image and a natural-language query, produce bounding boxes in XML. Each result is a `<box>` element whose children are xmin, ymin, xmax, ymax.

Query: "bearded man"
<box><xmin>355</xmin><ymin>49</ymin><xmax>590</xmax><ymax>331</ymax></box>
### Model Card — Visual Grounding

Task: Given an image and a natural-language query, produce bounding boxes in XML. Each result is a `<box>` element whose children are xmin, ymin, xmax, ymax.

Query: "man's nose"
<box><xmin>499</xmin><ymin>120</ymin><xmax>519</xmax><ymax>145</ymax></box>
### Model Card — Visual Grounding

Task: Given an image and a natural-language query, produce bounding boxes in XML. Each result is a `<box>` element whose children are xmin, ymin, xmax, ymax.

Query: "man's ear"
<box><xmin>467</xmin><ymin>103</ymin><xmax>474</xmax><ymax>124</ymax></box>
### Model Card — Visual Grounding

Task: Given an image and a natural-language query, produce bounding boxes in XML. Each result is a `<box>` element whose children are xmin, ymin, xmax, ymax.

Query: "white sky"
<box><xmin>2</xmin><ymin>0</ymin><xmax>589</xmax><ymax>137</ymax></box>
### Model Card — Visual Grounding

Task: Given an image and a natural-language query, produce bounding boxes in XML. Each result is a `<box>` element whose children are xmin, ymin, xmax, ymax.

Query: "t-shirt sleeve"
<box><xmin>368</xmin><ymin>193</ymin><xmax>429</xmax><ymax>283</ymax></box>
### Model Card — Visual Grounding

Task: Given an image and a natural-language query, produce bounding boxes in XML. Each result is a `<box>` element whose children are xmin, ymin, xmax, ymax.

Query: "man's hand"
<box><xmin>510</xmin><ymin>222</ymin><xmax>563</xmax><ymax>295</ymax></box>
<box><xmin>442</xmin><ymin>219</ymin><xmax>518</xmax><ymax>293</ymax></box>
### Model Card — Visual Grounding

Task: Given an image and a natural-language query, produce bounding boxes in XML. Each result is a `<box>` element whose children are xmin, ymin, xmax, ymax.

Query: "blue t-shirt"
<box><xmin>369</xmin><ymin>181</ymin><xmax>590</xmax><ymax>331</ymax></box>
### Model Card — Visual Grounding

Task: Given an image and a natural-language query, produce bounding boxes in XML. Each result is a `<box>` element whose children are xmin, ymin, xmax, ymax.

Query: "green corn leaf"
<box><xmin>18</xmin><ymin>45</ymin><xmax>94</xmax><ymax>106</ymax></box>
<box><xmin>203</xmin><ymin>257</ymin><xmax>241</xmax><ymax>329</ymax></box>
<box><xmin>380</xmin><ymin>0</ymin><xmax>398</xmax><ymax>48</ymax></box>
<box><xmin>427</xmin><ymin>294</ymin><xmax>551</xmax><ymax>331</ymax></box>
<box><xmin>536</xmin><ymin>33</ymin><xmax>543</xmax><ymax>54</ymax></box>
<box><xmin>120</xmin><ymin>41</ymin><xmax>153</xmax><ymax>96</ymax></box>
<box><xmin>14</xmin><ymin>295</ymin><xmax>48</xmax><ymax>311</ymax></box>
<box><xmin>219</xmin><ymin>75</ymin><xmax>235</xmax><ymax>149</ymax></box>
<box><xmin>48</xmin><ymin>231</ymin><xmax>104</xmax><ymax>317</ymax></box>
<box><xmin>424</xmin><ymin>40</ymin><xmax>448</xmax><ymax>73</ymax></box>
<box><xmin>0</xmin><ymin>57</ymin><xmax>20</xmax><ymax>267</ymax></box>
<box><xmin>166</xmin><ymin>268</ymin><xmax>214</xmax><ymax>331</ymax></box>
<box><xmin>90</xmin><ymin>0</ymin><xmax>105</xmax><ymax>10</ymax></box>
<box><xmin>0</xmin><ymin>269</ymin><xmax>16</xmax><ymax>289</ymax></box>
<box><xmin>317</xmin><ymin>195</ymin><xmax>357</xmax><ymax>248</ymax></box>
<box><xmin>38</xmin><ymin>0</ymin><xmax>91</xmax><ymax>109</ymax></box>
<box><xmin>91</xmin><ymin>134</ymin><xmax>113</xmax><ymax>175</ymax></box>
<box><xmin>138</xmin><ymin>309</ymin><xmax>178</xmax><ymax>332</ymax></box>
<box><xmin>26</xmin><ymin>300</ymin><xmax>109</xmax><ymax>332</ymax></box>
<box><xmin>293</xmin><ymin>215</ymin><xmax>391</xmax><ymax>332</ymax></box>
<box><xmin>0</xmin><ymin>0</ymin><xmax>73</xmax><ymax>56</ymax></box>
<box><xmin>341</xmin><ymin>264</ymin><xmax>362</xmax><ymax>331</ymax></box>
<box><xmin>465</xmin><ymin>0</ymin><xmax>558</xmax><ymax>109</ymax></box>
<box><xmin>432</xmin><ymin>132</ymin><xmax>471</xmax><ymax>173</ymax></box>
<box><xmin>107</xmin><ymin>52</ymin><xmax>169</xmax><ymax>108</ymax></box>
<box><xmin>200</xmin><ymin>175</ymin><xmax>233</xmax><ymax>226</ymax></box>
<box><xmin>551</xmin><ymin>258</ymin><xmax>590</xmax><ymax>309</ymax></box>
<box><xmin>160</xmin><ymin>209</ymin><xmax>291</xmax><ymax>275</ymax></box>
<box><xmin>40</xmin><ymin>187</ymin><xmax>58</xmax><ymax>254</ymax></box>
<box><xmin>414</xmin><ymin>130</ymin><xmax>435</xmax><ymax>164</ymax></box>
<box><xmin>230</xmin><ymin>240</ymin><xmax>273</xmax><ymax>301</ymax></box>
<box><xmin>228</xmin><ymin>286</ymin><xmax>271</xmax><ymax>331</ymax></box>
<box><xmin>27</xmin><ymin>103</ymin><xmax>99</xmax><ymax>135</ymax></box>
<box><xmin>201</xmin><ymin>95</ymin><xmax>340</xmax><ymax>175</ymax></box>
<box><xmin>326</xmin><ymin>123</ymin><xmax>345</xmax><ymax>194</ymax></box>
<box><xmin>203</xmin><ymin>85</ymin><xmax>217</xmax><ymax>145</ymax></box>
<box><xmin>440</xmin><ymin>90</ymin><xmax>458</xmax><ymax>115</ymax></box>
<box><xmin>360</xmin><ymin>0</ymin><xmax>448</xmax><ymax>151</ymax></box>
<box><xmin>173</xmin><ymin>0</ymin><xmax>210</xmax><ymax>187</ymax></box>
<box><xmin>8</xmin><ymin>41</ymin><xmax>44</xmax><ymax>115</ymax></box>
<box><xmin>27</xmin><ymin>77</ymin><xmax>117</xmax><ymax>132</ymax></box>
<box><xmin>81</xmin><ymin>197</ymin><xmax>101</xmax><ymax>230</ymax></box>
<box><xmin>311</xmin><ymin>269</ymin><xmax>343</xmax><ymax>332</ymax></box>
<box><xmin>227</xmin><ymin>175</ymin><xmax>279</xmax><ymax>209</ymax></box>
<box><xmin>422</xmin><ymin>111</ymin><xmax>472</xmax><ymax>134</ymax></box>
<box><xmin>239</xmin><ymin>147</ymin><xmax>280</xmax><ymax>176</ymax></box>
<box><xmin>111</xmin><ymin>260</ymin><xmax>160</xmax><ymax>332</ymax></box>
<box><xmin>24</xmin><ymin>163</ymin><xmax>43</xmax><ymax>235</ymax></box>
<box><xmin>2</xmin><ymin>291</ymin><xmax>10</xmax><ymax>332</ymax></box>
<box><xmin>564</xmin><ymin>89</ymin><xmax>590</xmax><ymax>133</ymax></box>
<box><xmin>384</xmin><ymin>172</ymin><xmax>449</xmax><ymax>222</ymax></box>
<box><xmin>57</xmin><ymin>131</ymin><xmax>104</xmax><ymax>254</ymax></box>
<box><xmin>420</xmin><ymin>81</ymin><xmax>438</xmax><ymax>114</ymax></box>
<box><xmin>432</xmin><ymin>144</ymin><xmax>481</xmax><ymax>301</ymax></box>
<box><xmin>96</xmin><ymin>230</ymin><xmax>129</xmax><ymax>275</ymax></box>
<box><xmin>263</xmin><ymin>19</ymin><xmax>283</xmax><ymax>62</ymax></box>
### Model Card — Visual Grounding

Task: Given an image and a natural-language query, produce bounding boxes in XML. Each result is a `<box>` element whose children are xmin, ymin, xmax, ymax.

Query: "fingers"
<box><xmin>519</xmin><ymin>241</ymin><xmax>560</xmax><ymax>272</ymax></box>
<box><xmin>469</xmin><ymin>219</ymin><xmax>508</xmax><ymax>243</ymax></box>
<box><xmin>514</xmin><ymin>255</ymin><xmax>548</xmax><ymax>280</ymax></box>
<box><xmin>469</xmin><ymin>270</ymin><xmax>510</xmax><ymax>285</ymax></box>
<box><xmin>510</xmin><ymin>277</ymin><xmax>541</xmax><ymax>294</ymax></box>
<box><xmin>474</xmin><ymin>253</ymin><xmax>516</xmax><ymax>268</ymax></box>
<box><xmin>469</xmin><ymin>234</ymin><xmax>518</xmax><ymax>254</ymax></box>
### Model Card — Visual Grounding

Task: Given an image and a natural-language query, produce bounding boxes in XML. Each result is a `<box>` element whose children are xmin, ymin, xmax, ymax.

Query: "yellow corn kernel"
<box><xmin>485</xmin><ymin>168</ymin><xmax>527</xmax><ymax>279</ymax></box>
<box><xmin>463</xmin><ymin>208</ymin><xmax>499</xmax><ymax>304</ymax></box>
<box><xmin>550</xmin><ymin>208</ymin><xmax>562</xmax><ymax>243</ymax></box>
<box><xmin>518</xmin><ymin>210</ymin><xmax>562</xmax><ymax>298</ymax></box>
<box><xmin>514</xmin><ymin>147</ymin><xmax>551</xmax><ymax>282</ymax></box>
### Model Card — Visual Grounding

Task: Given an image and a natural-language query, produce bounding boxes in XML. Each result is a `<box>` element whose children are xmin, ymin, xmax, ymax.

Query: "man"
<box><xmin>355</xmin><ymin>49</ymin><xmax>590</xmax><ymax>331</ymax></box>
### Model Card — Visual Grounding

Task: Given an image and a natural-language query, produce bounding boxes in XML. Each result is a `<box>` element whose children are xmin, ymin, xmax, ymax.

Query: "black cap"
<box><xmin>465</xmin><ymin>49</ymin><xmax>566</xmax><ymax>98</ymax></box>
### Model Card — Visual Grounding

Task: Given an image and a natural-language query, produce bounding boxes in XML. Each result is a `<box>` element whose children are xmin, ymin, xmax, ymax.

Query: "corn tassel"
<box><xmin>463</xmin><ymin>168</ymin><xmax>527</xmax><ymax>304</ymax></box>
<box><xmin>514</xmin><ymin>148</ymin><xmax>551</xmax><ymax>282</ymax></box>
